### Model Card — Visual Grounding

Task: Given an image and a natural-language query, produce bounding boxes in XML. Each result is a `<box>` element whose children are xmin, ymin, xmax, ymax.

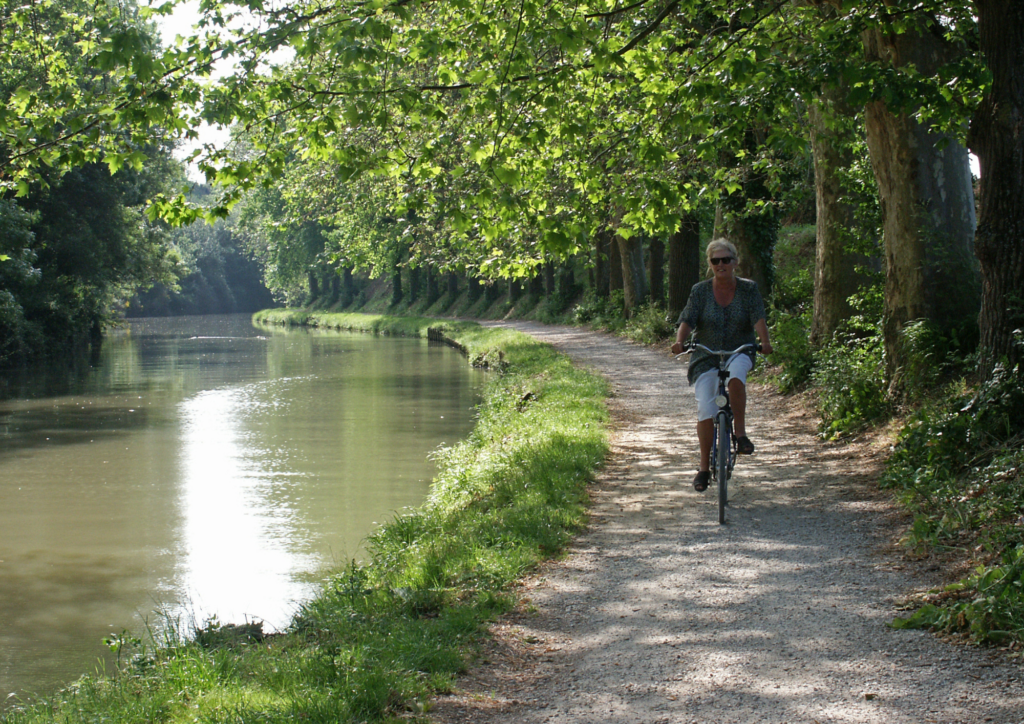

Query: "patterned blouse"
<box><xmin>676</xmin><ymin>278</ymin><xmax>766</xmax><ymax>385</ymax></box>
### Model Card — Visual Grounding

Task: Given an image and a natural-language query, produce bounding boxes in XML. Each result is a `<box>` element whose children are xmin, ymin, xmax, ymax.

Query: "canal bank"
<box><xmin>3</xmin><ymin>312</ymin><xmax>609</xmax><ymax>723</ymax></box>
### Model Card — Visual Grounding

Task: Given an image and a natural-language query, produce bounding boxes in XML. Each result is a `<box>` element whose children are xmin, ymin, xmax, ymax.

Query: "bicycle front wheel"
<box><xmin>716</xmin><ymin>411</ymin><xmax>730</xmax><ymax>524</ymax></box>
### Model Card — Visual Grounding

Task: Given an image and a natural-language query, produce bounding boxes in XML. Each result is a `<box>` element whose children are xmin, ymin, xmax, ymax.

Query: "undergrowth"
<box><xmin>3</xmin><ymin>312</ymin><xmax>609</xmax><ymax>724</ymax></box>
<box><xmin>623</xmin><ymin>303</ymin><xmax>675</xmax><ymax>346</ymax></box>
<box><xmin>887</xmin><ymin>334</ymin><xmax>1024</xmax><ymax>644</ymax></box>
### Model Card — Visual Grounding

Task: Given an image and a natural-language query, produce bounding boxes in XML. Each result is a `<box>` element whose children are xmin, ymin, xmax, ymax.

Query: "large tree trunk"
<box><xmin>668</xmin><ymin>214</ymin><xmax>700</xmax><ymax>320</ymax></box>
<box><xmin>808</xmin><ymin>94</ymin><xmax>865</xmax><ymax>345</ymax></box>
<box><xmin>558</xmin><ymin>262</ymin><xmax>576</xmax><ymax>301</ymax></box>
<box><xmin>616</xmin><ymin>234</ymin><xmax>648</xmax><ymax>317</ymax></box>
<box><xmin>863</xmin><ymin>20</ymin><xmax>979</xmax><ymax>385</ymax></box>
<box><xmin>970</xmin><ymin>0</ymin><xmax>1024</xmax><ymax>373</ymax></box>
<box><xmin>529</xmin><ymin>271</ymin><xmax>544</xmax><ymax>296</ymax></box>
<box><xmin>340</xmin><ymin>267</ymin><xmax>355</xmax><ymax>307</ymax></box>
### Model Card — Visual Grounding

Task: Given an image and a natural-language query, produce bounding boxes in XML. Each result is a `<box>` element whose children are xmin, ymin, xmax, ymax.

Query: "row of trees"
<box><xmin>2</xmin><ymin>0</ymin><xmax>1022</xmax><ymax>388</ymax></box>
<box><xmin>224</xmin><ymin>0</ymin><xmax>1016</xmax><ymax>383</ymax></box>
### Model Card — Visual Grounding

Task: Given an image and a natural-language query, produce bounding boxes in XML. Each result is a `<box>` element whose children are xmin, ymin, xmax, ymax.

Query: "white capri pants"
<box><xmin>693</xmin><ymin>353</ymin><xmax>753</xmax><ymax>422</ymax></box>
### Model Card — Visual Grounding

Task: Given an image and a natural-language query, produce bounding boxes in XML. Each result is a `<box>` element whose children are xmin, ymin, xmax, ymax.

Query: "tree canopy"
<box><xmin>2</xmin><ymin>0</ymin><xmax>1022</xmax><ymax>371</ymax></box>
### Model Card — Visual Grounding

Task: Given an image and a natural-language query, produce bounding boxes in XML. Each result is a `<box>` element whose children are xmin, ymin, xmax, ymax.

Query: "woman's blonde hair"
<box><xmin>705</xmin><ymin>238</ymin><xmax>739</xmax><ymax>276</ymax></box>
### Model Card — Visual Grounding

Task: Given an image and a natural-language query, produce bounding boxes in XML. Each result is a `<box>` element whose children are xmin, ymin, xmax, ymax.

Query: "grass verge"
<box><xmin>4</xmin><ymin>311</ymin><xmax>609</xmax><ymax>724</ymax></box>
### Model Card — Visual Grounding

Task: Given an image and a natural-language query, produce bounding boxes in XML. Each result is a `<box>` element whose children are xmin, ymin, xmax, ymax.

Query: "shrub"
<box><xmin>812</xmin><ymin>329</ymin><xmax>890</xmax><ymax>438</ymax></box>
<box><xmin>571</xmin><ymin>289</ymin><xmax>625</xmax><ymax>331</ymax></box>
<box><xmin>624</xmin><ymin>303</ymin><xmax>675</xmax><ymax>345</ymax></box>
<box><xmin>766</xmin><ymin>307</ymin><xmax>814</xmax><ymax>392</ymax></box>
<box><xmin>885</xmin><ymin>333</ymin><xmax>1024</xmax><ymax>643</ymax></box>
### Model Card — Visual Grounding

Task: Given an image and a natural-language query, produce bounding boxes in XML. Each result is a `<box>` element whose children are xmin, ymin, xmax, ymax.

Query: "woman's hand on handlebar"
<box><xmin>671</xmin><ymin>341</ymin><xmax>687</xmax><ymax>355</ymax></box>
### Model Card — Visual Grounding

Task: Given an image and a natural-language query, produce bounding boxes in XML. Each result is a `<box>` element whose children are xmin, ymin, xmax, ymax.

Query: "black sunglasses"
<box><xmin>710</xmin><ymin>256</ymin><xmax>734</xmax><ymax>265</ymax></box>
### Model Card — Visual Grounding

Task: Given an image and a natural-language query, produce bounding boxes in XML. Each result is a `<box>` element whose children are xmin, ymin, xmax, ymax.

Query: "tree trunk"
<box><xmin>808</xmin><ymin>94</ymin><xmax>864</xmax><ymax>345</ymax></box>
<box><xmin>594</xmin><ymin>230</ymin><xmax>610</xmax><ymax>298</ymax></box>
<box><xmin>408</xmin><ymin>264</ymin><xmax>420</xmax><ymax>304</ymax></box>
<box><xmin>391</xmin><ymin>250</ymin><xmax>403</xmax><ymax>307</ymax></box>
<box><xmin>668</xmin><ymin>214</ymin><xmax>700</xmax><ymax>320</ymax></box>
<box><xmin>329</xmin><ymin>273</ymin><xmax>341</xmax><ymax>306</ymax></box>
<box><xmin>716</xmin><ymin>194</ymin><xmax>778</xmax><ymax>301</ymax></box>
<box><xmin>426</xmin><ymin>267</ymin><xmax>440</xmax><ymax>305</ymax></box>
<box><xmin>970</xmin><ymin>0</ymin><xmax>1024</xmax><ymax>372</ymax></box>
<box><xmin>485</xmin><ymin>279</ymin><xmax>501</xmax><ymax>305</ymax></box>
<box><xmin>609</xmin><ymin>231</ymin><xmax>623</xmax><ymax>294</ymax></box>
<box><xmin>544</xmin><ymin>261</ymin><xmax>556</xmax><ymax>298</ymax></box>
<box><xmin>863</xmin><ymin>21</ymin><xmax>980</xmax><ymax>384</ymax></box>
<box><xmin>447</xmin><ymin>272</ymin><xmax>459</xmax><ymax>298</ymax></box>
<box><xmin>467</xmin><ymin>276</ymin><xmax>482</xmax><ymax>302</ymax></box>
<box><xmin>648</xmin><ymin>237</ymin><xmax>665</xmax><ymax>307</ymax></box>
<box><xmin>558</xmin><ymin>262</ymin><xmax>576</xmax><ymax>302</ymax></box>
<box><xmin>529</xmin><ymin>271</ymin><xmax>543</xmax><ymax>296</ymax></box>
<box><xmin>617</xmin><ymin>234</ymin><xmax>649</xmax><ymax>317</ymax></box>
<box><xmin>307</xmin><ymin>271</ymin><xmax>320</xmax><ymax>304</ymax></box>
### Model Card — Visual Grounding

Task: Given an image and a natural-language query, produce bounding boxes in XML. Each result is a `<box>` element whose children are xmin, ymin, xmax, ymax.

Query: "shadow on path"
<box><xmin>432</xmin><ymin>323</ymin><xmax>1024</xmax><ymax>724</ymax></box>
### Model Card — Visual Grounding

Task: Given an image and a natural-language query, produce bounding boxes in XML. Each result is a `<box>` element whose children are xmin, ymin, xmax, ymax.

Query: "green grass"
<box><xmin>4</xmin><ymin>311</ymin><xmax>609</xmax><ymax>724</ymax></box>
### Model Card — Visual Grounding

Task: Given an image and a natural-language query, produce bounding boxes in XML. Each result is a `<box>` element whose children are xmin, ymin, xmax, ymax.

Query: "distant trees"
<box><xmin>128</xmin><ymin>203</ymin><xmax>274</xmax><ymax>317</ymax></box>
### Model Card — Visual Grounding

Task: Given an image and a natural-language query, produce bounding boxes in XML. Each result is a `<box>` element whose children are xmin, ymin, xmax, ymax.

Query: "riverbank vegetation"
<box><xmin>2</xmin><ymin>316</ymin><xmax>608</xmax><ymax>723</ymax></box>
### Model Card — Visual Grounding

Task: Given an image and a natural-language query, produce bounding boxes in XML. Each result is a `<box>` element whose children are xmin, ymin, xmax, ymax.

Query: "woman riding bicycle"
<box><xmin>670</xmin><ymin>238</ymin><xmax>773</xmax><ymax>492</ymax></box>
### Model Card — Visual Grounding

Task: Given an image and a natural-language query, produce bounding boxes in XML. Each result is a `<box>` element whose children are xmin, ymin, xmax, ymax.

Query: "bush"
<box><xmin>766</xmin><ymin>307</ymin><xmax>814</xmax><ymax>392</ymax></box>
<box><xmin>624</xmin><ymin>303</ymin><xmax>675</xmax><ymax>345</ymax></box>
<box><xmin>885</xmin><ymin>333</ymin><xmax>1024</xmax><ymax>643</ymax></box>
<box><xmin>571</xmin><ymin>289</ymin><xmax>625</xmax><ymax>331</ymax></box>
<box><xmin>812</xmin><ymin>329</ymin><xmax>890</xmax><ymax>438</ymax></box>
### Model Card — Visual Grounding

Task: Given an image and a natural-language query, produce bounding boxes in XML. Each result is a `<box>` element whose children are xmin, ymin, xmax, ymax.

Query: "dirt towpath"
<box><xmin>431</xmin><ymin>322</ymin><xmax>1024</xmax><ymax>724</ymax></box>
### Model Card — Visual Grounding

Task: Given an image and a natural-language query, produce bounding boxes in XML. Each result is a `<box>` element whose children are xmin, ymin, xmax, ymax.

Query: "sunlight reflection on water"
<box><xmin>0</xmin><ymin>314</ymin><xmax>482</xmax><ymax>702</ymax></box>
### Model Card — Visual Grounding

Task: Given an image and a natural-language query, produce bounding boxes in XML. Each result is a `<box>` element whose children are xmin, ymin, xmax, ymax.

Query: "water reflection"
<box><xmin>0</xmin><ymin>315</ymin><xmax>482</xmax><ymax>702</ymax></box>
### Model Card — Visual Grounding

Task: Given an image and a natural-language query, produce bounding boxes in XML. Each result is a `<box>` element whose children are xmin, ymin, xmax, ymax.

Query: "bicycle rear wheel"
<box><xmin>716</xmin><ymin>411</ymin><xmax>730</xmax><ymax>523</ymax></box>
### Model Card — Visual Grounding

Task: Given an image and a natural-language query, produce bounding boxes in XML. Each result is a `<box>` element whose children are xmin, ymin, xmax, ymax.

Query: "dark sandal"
<box><xmin>693</xmin><ymin>470</ymin><xmax>711</xmax><ymax>491</ymax></box>
<box><xmin>737</xmin><ymin>436</ymin><xmax>755</xmax><ymax>455</ymax></box>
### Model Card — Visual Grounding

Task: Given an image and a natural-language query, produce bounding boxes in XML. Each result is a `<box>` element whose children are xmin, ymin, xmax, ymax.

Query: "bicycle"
<box><xmin>676</xmin><ymin>342</ymin><xmax>759</xmax><ymax>524</ymax></box>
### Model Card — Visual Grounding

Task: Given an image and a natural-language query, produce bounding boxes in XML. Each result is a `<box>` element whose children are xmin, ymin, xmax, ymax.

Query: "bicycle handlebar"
<box><xmin>687</xmin><ymin>342</ymin><xmax>760</xmax><ymax>356</ymax></box>
<box><xmin>674</xmin><ymin>342</ymin><xmax>760</xmax><ymax>359</ymax></box>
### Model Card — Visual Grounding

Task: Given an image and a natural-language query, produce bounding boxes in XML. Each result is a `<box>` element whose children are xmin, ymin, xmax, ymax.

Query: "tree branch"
<box><xmin>616</xmin><ymin>0</ymin><xmax>680</xmax><ymax>56</ymax></box>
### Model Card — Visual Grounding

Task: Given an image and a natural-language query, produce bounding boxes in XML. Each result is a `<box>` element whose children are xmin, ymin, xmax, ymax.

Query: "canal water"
<box><xmin>0</xmin><ymin>315</ymin><xmax>483</xmax><ymax>703</ymax></box>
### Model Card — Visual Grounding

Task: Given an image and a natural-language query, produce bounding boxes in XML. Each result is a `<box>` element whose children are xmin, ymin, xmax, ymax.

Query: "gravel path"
<box><xmin>431</xmin><ymin>322</ymin><xmax>1024</xmax><ymax>724</ymax></box>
